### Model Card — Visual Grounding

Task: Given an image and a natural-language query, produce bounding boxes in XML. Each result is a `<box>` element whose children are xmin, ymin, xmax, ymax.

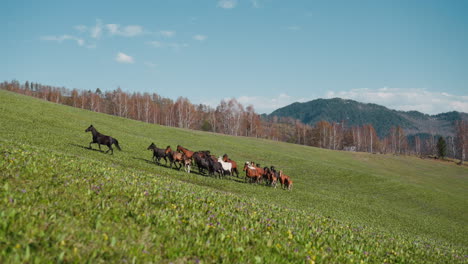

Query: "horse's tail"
<box><xmin>113</xmin><ymin>138</ymin><xmax>122</xmax><ymax>151</ymax></box>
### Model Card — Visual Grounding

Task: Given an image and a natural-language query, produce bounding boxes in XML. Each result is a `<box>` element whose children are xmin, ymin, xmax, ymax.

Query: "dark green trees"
<box><xmin>437</xmin><ymin>137</ymin><xmax>447</xmax><ymax>159</ymax></box>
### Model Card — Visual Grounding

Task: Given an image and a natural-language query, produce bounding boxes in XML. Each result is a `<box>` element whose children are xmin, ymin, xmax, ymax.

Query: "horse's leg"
<box><xmin>106</xmin><ymin>144</ymin><xmax>113</xmax><ymax>154</ymax></box>
<box><xmin>89</xmin><ymin>141</ymin><xmax>94</xmax><ymax>149</ymax></box>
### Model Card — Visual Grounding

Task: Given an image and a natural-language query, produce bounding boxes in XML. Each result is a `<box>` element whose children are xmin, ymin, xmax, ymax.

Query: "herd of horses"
<box><xmin>85</xmin><ymin>125</ymin><xmax>293</xmax><ymax>190</ymax></box>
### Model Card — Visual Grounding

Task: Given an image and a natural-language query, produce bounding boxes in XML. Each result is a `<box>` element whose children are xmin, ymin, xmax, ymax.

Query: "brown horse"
<box><xmin>165</xmin><ymin>146</ymin><xmax>184</xmax><ymax>170</ymax></box>
<box><xmin>279</xmin><ymin>170</ymin><xmax>292</xmax><ymax>190</ymax></box>
<box><xmin>183</xmin><ymin>156</ymin><xmax>192</xmax><ymax>173</ymax></box>
<box><xmin>177</xmin><ymin>145</ymin><xmax>195</xmax><ymax>159</ymax></box>
<box><xmin>243</xmin><ymin>162</ymin><xmax>264</xmax><ymax>183</ymax></box>
<box><xmin>263</xmin><ymin>167</ymin><xmax>277</xmax><ymax>188</ymax></box>
<box><xmin>285</xmin><ymin>178</ymin><xmax>293</xmax><ymax>191</ymax></box>
<box><xmin>222</xmin><ymin>154</ymin><xmax>239</xmax><ymax>177</ymax></box>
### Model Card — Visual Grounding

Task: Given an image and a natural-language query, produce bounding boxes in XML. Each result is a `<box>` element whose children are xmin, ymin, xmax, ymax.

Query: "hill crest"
<box><xmin>269</xmin><ymin>98</ymin><xmax>468</xmax><ymax>137</ymax></box>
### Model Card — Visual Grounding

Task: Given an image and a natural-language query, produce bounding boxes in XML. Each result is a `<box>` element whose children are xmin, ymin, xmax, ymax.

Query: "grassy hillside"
<box><xmin>1</xmin><ymin>90</ymin><xmax>467</xmax><ymax>262</ymax></box>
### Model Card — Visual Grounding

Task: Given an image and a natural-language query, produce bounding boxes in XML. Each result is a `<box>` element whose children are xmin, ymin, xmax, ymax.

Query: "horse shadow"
<box><xmin>132</xmin><ymin>156</ymin><xmax>154</xmax><ymax>165</ymax></box>
<box><xmin>132</xmin><ymin>156</ymin><xmax>174</xmax><ymax>168</ymax></box>
<box><xmin>69</xmin><ymin>143</ymin><xmax>105</xmax><ymax>153</ymax></box>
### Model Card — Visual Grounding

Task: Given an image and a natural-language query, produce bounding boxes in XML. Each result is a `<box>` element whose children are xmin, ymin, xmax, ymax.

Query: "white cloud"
<box><xmin>325</xmin><ymin>88</ymin><xmax>468</xmax><ymax>114</ymax></box>
<box><xmin>236</xmin><ymin>93</ymin><xmax>309</xmax><ymax>114</ymax></box>
<box><xmin>218</xmin><ymin>0</ymin><xmax>237</xmax><ymax>9</ymax></box>
<box><xmin>147</xmin><ymin>41</ymin><xmax>189</xmax><ymax>50</ymax></box>
<box><xmin>147</xmin><ymin>41</ymin><xmax>163</xmax><ymax>48</ymax></box>
<box><xmin>115</xmin><ymin>52</ymin><xmax>134</xmax><ymax>64</ymax></box>
<box><xmin>193</xmin><ymin>34</ymin><xmax>207</xmax><ymax>41</ymax></box>
<box><xmin>159</xmin><ymin>30</ymin><xmax>176</xmax><ymax>38</ymax></box>
<box><xmin>285</xmin><ymin>26</ymin><xmax>301</xmax><ymax>31</ymax></box>
<box><xmin>74</xmin><ymin>25</ymin><xmax>87</xmax><ymax>32</ymax></box>
<box><xmin>106</xmin><ymin>24</ymin><xmax>119</xmax><ymax>35</ymax></box>
<box><xmin>106</xmin><ymin>24</ymin><xmax>144</xmax><ymax>37</ymax></box>
<box><xmin>41</xmin><ymin>35</ymin><xmax>85</xmax><ymax>46</ymax></box>
<box><xmin>144</xmin><ymin>62</ymin><xmax>157</xmax><ymax>68</ymax></box>
<box><xmin>90</xmin><ymin>19</ymin><xmax>103</xmax><ymax>39</ymax></box>
<box><xmin>251</xmin><ymin>0</ymin><xmax>260</xmax><ymax>8</ymax></box>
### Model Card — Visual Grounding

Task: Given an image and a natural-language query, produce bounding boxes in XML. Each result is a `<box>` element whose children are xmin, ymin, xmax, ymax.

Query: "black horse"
<box><xmin>85</xmin><ymin>125</ymin><xmax>121</xmax><ymax>154</ymax></box>
<box><xmin>207</xmin><ymin>158</ymin><xmax>224</xmax><ymax>178</ymax></box>
<box><xmin>193</xmin><ymin>152</ymin><xmax>210</xmax><ymax>175</ymax></box>
<box><xmin>147</xmin><ymin>143</ymin><xmax>168</xmax><ymax>165</ymax></box>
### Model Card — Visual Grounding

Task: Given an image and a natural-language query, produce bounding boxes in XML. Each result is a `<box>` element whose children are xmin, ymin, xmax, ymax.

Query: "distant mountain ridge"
<box><xmin>268</xmin><ymin>98</ymin><xmax>468</xmax><ymax>137</ymax></box>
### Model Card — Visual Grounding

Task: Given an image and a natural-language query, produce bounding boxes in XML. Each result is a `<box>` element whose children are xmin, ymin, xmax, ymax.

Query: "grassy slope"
<box><xmin>0</xmin><ymin>90</ymin><xmax>467</xmax><ymax>258</ymax></box>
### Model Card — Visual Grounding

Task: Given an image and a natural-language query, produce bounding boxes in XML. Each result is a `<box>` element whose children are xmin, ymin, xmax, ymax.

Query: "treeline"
<box><xmin>1</xmin><ymin>80</ymin><xmax>466</xmax><ymax>162</ymax></box>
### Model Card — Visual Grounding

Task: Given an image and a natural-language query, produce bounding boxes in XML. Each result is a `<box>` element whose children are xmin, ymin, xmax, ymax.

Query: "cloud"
<box><xmin>41</xmin><ymin>35</ymin><xmax>85</xmax><ymax>46</ymax></box>
<box><xmin>159</xmin><ymin>30</ymin><xmax>176</xmax><ymax>38</ymax></box>
<box><xmin>218</xmin><ymin>0</ymin><xmax>237</xmax><ymax>9</ymax></box>
<box><xmin>147</xmin><ymin>41</ymin><xmax>163</xmax><ymax>48</ymax></box>
<box><xmin>285</xmin><ymin>26</ymin><xmax>301</xmax><ymax>31</ymax></box>
<box><xmin>236</xmin><ymin>93</ymin><xmax>310</xmax><ymax>114</ymax></box>
<box><xmin>193</xmin><ymin>34</ymin><xmax>207</xmax><ymax>41</ymax></box>
<box><xmin>90</xmin><ymin>19</ymin><xmax>103</xmax><ymax>39</ymax></box>
<box><xmin>115</xmin><ymin>52</ymin><xmax>134</xmax><ymax>64</ymax></box>
<box><xmin>106</xmin><ymin>24</ymin><xmax>144</xmax><ymax>37</ymax></box>
<box><xmin>74</xmin><ymin>25</ymin><xmax>87</xmax><ymax>33</ymax></box>
<box><xmin>147</xmin><ymin>41</ymin><xmax>189</xmax><ymax>50</ymax></box>
<box><xmin>144</xmin><ymin>62</ymin><xmax>157</xmax><ymax>68</ymax></box>
<box><xmin>251</xmin><ymin>0</ymin><xmax>260</xmax><ymax>8</ymax></box>
<box><xmin>325</xmin><ymin>88</ymin><xmax>468</xmax><ymax>114</ymax></box>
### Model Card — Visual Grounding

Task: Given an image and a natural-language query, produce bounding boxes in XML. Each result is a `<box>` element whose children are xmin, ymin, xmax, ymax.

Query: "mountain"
<box><xmin>268</xmin><ymin>98</ymin><xmax>468</xmax><ymax>137</ymax></box>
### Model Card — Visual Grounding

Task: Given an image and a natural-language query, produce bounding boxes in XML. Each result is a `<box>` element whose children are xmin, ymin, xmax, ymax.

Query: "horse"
<box><xmin>207</xmin><ymin>158</ymin><xmax>224</xmax><ymax>178</ymax></box>
<box><xmin>165</xmin><ymin>146</ymin><xmax>184</xmax><ymax>170</ymax></box>
<box><xmin>85</xmin><ymin>125</ymin><xmax>121</xmax><ymax>154</ymax></box>
<box><xmin>279</xmin><ymin>170</ymin><xmax>292</xmax><ymax>190</ymax></box>
<box><xmin>222</xmin><ymin>154</ymin><xmax>239</xmax><ymax>177</ymax></box>
<box><xmin>177</xmin><ymin>145</ymin><xmax>195</xmax><ymax>159</ymax></box>
<box><xmin>263</xmin><ymin>167</ymin><xmax>277</xmax><ymax>188</ymax></box>
<box><xmin>147</xmin><ymin>143</ymin><xmax>168</xmax><ymax>165</ymax></box>
<box><xmin>183</xmin><ymin>156</ymin><xmax>192</xmax><ymax>173</ymax></box>
<box><xmin>243</xmin><ymin>162</ymin><xmax>263</xmax><ymax>183</ymax></box>
<box><xmin>285</xmin><ymin>178</ymin><xmax>293</xmax><ymax>191</ymax></box>
<box><xmin>269</xmin><ymin>166</ymin><xmax>280</xmax><ymax>188</ymax></box>
<box><xmin>217</xmin><ymin>156</ymin><xmax>232</xmax><ymax>176</ymax></box>
<box><xmin>193</xmin><ymin>152</ymin><xmax>210</xmax><ymax>175</ymax></box>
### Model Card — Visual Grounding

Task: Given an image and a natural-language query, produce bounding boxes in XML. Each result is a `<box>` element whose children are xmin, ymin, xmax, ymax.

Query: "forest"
<box><xmin>1</xmin><ymin>80</ymin><xmax>466</xmax><ymax>162</ymax></box>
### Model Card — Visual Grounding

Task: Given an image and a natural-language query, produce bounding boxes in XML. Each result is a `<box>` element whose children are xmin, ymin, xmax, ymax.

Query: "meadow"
<box><xmin>1</xmin><ymin>90</ymin><xmax>467</xmax><ymax>263</ymax></box>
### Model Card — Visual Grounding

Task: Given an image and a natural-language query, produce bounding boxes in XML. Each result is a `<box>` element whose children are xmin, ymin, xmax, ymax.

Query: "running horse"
<box><xmin>222</xmin><ymin>154</ymin><xmax>239</xmax><ymax>177</ymax></box>
<box><xmin>243</xmin><ymin>162</ymin><xmax>264</xmax><ymax>183</ymax></box>
<box><xmin>147</xmin><ymin>143</ymin><xmax>168</xmax><ymax>165</ymax></box>
<box><xmin>177</xmin><ymin>145</ymin><xmax>195</xmax><ymax>159</ymax></box>
<box><xmin>279</xmin><ymin>170</ymin><xmax>292</xmax><ymax>190</ymax></box>
<box><xmin>165</xmin><ymin>146</ymin><xmax>184</xmax><ymax>170</ymax></box>
<box><xmin>85</xmin><ymin>125</ymin><xmax>121</xmax><ymax>154</ymax></box>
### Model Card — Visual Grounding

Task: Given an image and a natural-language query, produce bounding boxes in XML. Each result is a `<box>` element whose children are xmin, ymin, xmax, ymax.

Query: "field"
<box><xmin>1</xmin><ymin>90</ymin><xmax>467</xmax><ymax>263</ymax></box>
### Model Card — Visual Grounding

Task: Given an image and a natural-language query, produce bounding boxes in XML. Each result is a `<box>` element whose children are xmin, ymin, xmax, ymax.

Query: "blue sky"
<box><xmin>2</xmin><ymin>0</ymin><xmax>468</xmax><ymax>114</ymax></box>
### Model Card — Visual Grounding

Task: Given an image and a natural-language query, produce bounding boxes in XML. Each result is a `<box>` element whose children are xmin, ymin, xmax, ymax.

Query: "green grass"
<box><xmin>1</xmin><ymin>90</ymin><xmax>467</xmax><ymax>263</ymax></box>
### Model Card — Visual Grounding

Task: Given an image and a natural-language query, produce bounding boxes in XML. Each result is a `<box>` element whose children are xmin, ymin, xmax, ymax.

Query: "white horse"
<box><xmin>218</xmin><ymin>157</ymin><xmax>232</xmax><ymax>175</ymax></box>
